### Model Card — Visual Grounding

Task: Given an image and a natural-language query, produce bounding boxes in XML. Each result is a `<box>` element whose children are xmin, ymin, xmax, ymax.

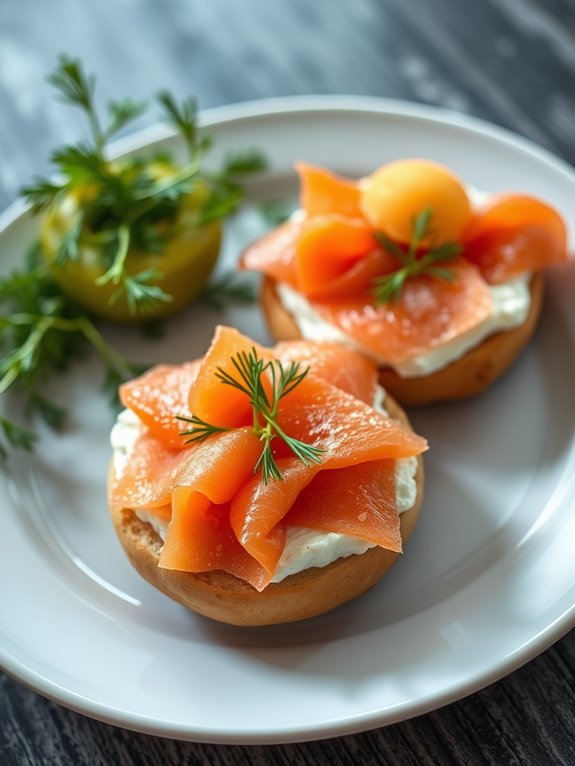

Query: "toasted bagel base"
<box><xmin>109</xmin><ymin>396</ymin><xmax>424</xmax><ymax>626</ymax></box>
<box><xmin>261</xmin><ymin>272</ymin><xmax>544</xmax><ymax>406</ymax></box>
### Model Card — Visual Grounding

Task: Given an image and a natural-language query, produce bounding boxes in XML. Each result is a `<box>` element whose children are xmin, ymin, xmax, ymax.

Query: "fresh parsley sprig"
<box><xmin>20</xmin><ymin>54</ymin><xmax>266</xmax><ymax>316</ymax></box>
<box><xmin>372</xmin><ymin>208</ymin><xmax>462</xmax><ymax>304</ymax></box>
<box><xmin>179</xmin><ymin>348</ymin><xmax>323</xmax><ymax>484</ymax></box>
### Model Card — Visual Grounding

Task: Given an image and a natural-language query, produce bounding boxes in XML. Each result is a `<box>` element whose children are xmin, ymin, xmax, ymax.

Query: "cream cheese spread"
<box><xmin>111</xmin><ymin>387</ymin><xmax>418</xmax><ymax>583</ymax></box>
<box><xmin>276</xmin><ymin>274</ymin><xmax>531</xmax><ymax>377</ymax></box>
<box><xmin>274</xmin><ymin>183</ymin><xmax>532</xmax><ymax>378</ymax></box>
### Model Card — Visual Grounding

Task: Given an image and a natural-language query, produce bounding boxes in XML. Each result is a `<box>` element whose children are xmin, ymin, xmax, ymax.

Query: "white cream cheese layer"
<box><xmin>111</xmin><ymin>387</ymin><xmax>418</xmax><ymax>583</ymax></box>
<box><xmin>276</xmin><ymin>183</ymin><xmax>531</xmax><ymax>378</ymax></box>
<box><xmin>276</xmin><ymin>275</ymin><xmax>531</xmax><ymax>378</ymax></box>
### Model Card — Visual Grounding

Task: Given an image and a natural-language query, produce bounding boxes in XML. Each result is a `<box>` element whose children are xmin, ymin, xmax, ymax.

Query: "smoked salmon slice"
<box><xmin>294</xmin><ymin>215</ymin><xmax>382</xmax><ymax>298</ymax></box>
<box><xmin>112</xmin><ymin>327</ymin><xmax>427</xmax><ymax>591</ymax></box>
<box><xmin>462</xmin><ymin>194</ymin><xmax>568</xmax><ymax>283</ymax></box>
<box><xmin>227</xmin><ymin>366</ymin><xmax>426</xmax><ymax>582</ymax></box>
<box><xmin>274</xmin><ymin>340</ymin><xmax>378</xmax><ymax>403</ymax></box>
<box><xmin>120</xmin><ymin>361</ymin><xmax>199</xmax><ymax>449</ymax></box>
<box><xmin>241</xmin><ymin>162</ymin><xmax>569</xmax><ymax>365</ymax></box>
<box><xmin>187</xmin><ymin>325</ymin><xmax>270</xmax><ymax>430</ymax></box>
<box><xmin>296</xmin><ymin>162</ymin><xmax>363</xmax><ymax>219</ymax></box>
<box><xmin>162</xmin><ymin>486</ymin><xmax>283</xmax><ymax>588</ymax></box>
<box><xmin>110</xmin><ymin>428</ymin><xmax>262</xmax><ymax>510</ymax></box>
<box><xmin>310</xmin><ymin>261</ymin><xmax>493</xmax><ymax>365</ymax></box>
<box><xmin>285</xmin><ymin>460</ymin><xmax>400</xmax><ymax>551</ymax></box>
<box><xmin>240</xmin><ymin>219</ymin><xmax>301</xmax><ymax>287</ymax></box>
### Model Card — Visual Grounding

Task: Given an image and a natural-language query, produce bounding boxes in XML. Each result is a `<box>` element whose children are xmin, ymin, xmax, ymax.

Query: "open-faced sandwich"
<box><xmin>108</xmin><ymin>326</ymin><xmax>427</xmax><ymax>625</ymax></box>
<box><xmin>241</xmin><ymin>159</ymin><xmax>569</xmax><ymax>405</ymax></box>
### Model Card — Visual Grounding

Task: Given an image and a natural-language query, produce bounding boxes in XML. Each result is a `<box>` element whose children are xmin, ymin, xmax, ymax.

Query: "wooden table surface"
<box><xmin>1</xmin><ymin>1</ymin><xmax>575</xmax><ymax>763</ymax></box>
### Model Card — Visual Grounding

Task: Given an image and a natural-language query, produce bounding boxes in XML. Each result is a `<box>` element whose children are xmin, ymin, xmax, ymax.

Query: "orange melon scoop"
<box><xmin>360</xmin><ymin>158</ymin><xmax>473</xmax><ymax>245</ymax></box>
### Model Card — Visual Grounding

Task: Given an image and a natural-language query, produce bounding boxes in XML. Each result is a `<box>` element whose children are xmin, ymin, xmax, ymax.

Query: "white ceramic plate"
<box><xmin>1</xmin><ymin>97</ymin><xmax>575</xmax><ymax>745</ymax></box>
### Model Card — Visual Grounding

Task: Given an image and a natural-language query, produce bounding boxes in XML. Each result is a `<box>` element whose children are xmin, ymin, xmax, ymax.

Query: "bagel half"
<box><xmin>261</xmin><ymin>272</ymin><xmax>544</xmax><ymax>407</ymax></box>
<box><xmin>109</xmin><ymin>394</ymin><xmax>424</xmax><ymax>626</ymax></box>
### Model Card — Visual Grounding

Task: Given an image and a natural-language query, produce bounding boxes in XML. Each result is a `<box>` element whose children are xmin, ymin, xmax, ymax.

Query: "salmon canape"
<box><xmin>108</xmin><ymin>326</ymin><xmax>427</xmax><ymax>625</ymax></box>
<box><xmin>241</xmin><ymin>159</ymin><xmax>570</xmax><ymax>405</ymax></box>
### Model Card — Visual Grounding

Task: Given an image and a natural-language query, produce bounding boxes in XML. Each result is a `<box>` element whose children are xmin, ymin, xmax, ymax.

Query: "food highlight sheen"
<box><xmin>241</xmin><ymin>159</ymin><xmax>569</xmax><ymax>405</ymax></box>
<box><xmin>108</xmin><ymin>326</ymin><xmax>427</xmax><ymax>625</ymax></box>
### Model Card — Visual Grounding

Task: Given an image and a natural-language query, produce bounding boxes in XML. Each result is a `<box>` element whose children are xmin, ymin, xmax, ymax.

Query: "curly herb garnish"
<box><xmin>372</xmin><ymin>208</ymin><xmax>462</xmax><ymax>304</ymax></box>
<box><xmin>0</xmin><ymin>247</ymin><xmax>146</xmax><ymax>459</ymax></box>
<box><xmin>0</xmin><ymin>55</ymin><xmax>267</xmax><ymax>458</ymax></box>
<box><xmin>179</xmin><ymin>348</ymin><xmax>324</xmax><ymax>484</ymax></box>
<box><xmin>20</xmin><ymin>54</ymin><xmax>266</xmax><ymax>315</ymax></box>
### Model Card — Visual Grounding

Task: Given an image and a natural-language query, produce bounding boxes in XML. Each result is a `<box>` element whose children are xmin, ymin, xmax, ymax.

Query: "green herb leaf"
<box><xmin>47</xmin><ymin>55</ymin><xmax>105</xmax><ymax>151</ymax></box>
<box><xmin>156</xmin><ymin>91</ymin><xmax>199</xmax><ymax>158</ymax></box>
<box><xmin>20</xmin><ymin>179</ymin><xmax>66</xmax><ymax>212</ymax></box>
<box><xmin>180</xmin><ymin>347</ymin><xmax>323</xmax><ymax>483</ymax></box>
<box><xmin>196</xmin><ymin>182</ymin><xmax>244</xmax><ymax>225</ymax></box>
<box><xmin>48</xmin><ymin>54</ymin><xmax>95</xmax><ymax>112</ymax></box>
<box><xmin>372</xmin><ymin>208</ymin><xmax>462</xmax><ymax>305</ymax></box>
<box><xmin>27</xmin><ymin>394</ymin><xmax>68</xmax><ymax>429</ymax></box>
<box><xmin>258</xmin><ymin>199</ymin><xmax>295</xmax><ymax>227</ymax></box>
<box><xmin>0</xmin><ymin>256</ymin><xmax>146</xmax><ymax>458</ymax></box>
<box><xmin>411</xmin><ymin>207</ymin><xmax>433</xmax><ymax>253</ymax></box>
<box><xmin>106</xmin><ymin>98</ymin><xmax>148</xmax><ymax>139</ymax></box>
<box><xmin>200</xmin><ymin>271</ymin><xmax>256</xmax><ymax>310</ymax></box>
<box><xmin>221</xmin><ymin>149</ymin><xmax>267</xmax><ymax>176</ymax></box>
<box><xmin>177</xmin><ymin>414</ymin><xmax>230</xmax><ymax>444</ymax></box>
<box><xmin>51</xmin><ymin>143</ymin><xmax>104</xmax><ymax>181</ymax></box>
<box><xmin>19</xmin><ymin>56</ymin><xmax>267</xmax><ymax>321</ymax></box>
<box><xmin>121</xmin><ymin>271</ymin><xmax>173</xmax><ymax>315</ymax></box>
<box><xmin>0</xmin><ymin>416</ymin><xmax>38</xmax><ymax>458</ymax></box>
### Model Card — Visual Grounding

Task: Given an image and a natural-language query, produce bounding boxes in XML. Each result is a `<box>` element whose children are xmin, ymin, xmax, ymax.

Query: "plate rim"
<box><xmin>1</xmin><ymin>94</ymin><xmax>575</xmax><ymax>745</ymax></box>
<box><xmin>3</xmin><ymin>93</ymin><xmax>575</xmax><ymax>231</ymax></box>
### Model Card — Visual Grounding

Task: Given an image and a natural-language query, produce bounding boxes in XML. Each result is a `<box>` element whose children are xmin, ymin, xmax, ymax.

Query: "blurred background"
<box><xmin>1</xmin><ymin>0</ymin><xmax>575</xmax><ymax>211</ymax></box>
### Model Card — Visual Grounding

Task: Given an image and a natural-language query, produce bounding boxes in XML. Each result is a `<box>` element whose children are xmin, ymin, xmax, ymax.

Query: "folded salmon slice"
<box><xmin>296</xmin><ymin>162</ymin><xmax>363</xmax><ymax>219</ymax></box>
<box><xmin>118</xmin><ymin>336</ymin><xmax>379</xmax><ymax>458</ymax></box>
<box><xmin>110</xmin><ymin>428</ymin><xmax>262</xmax><ymax>510</ymax></box>
<box><xmin>113</xmin><ymin>327</ymin><xmax>427</xmax><ymax>590</ymax></box>
<box><xmin>285</xmin><ymin>460</ymin><xmax>400</xmax><ymax>550</ymax></box>
<box><xmin>312</xmin><ymin>261</ymin><xmax>493</xmax><ymax>365</ymax></box>
<box><xmin>463</xmin><ymin>195</ymin><xmax>568</xmax><ymax>282</ymax></box>
<box><xmin>241</xmin><ymin>168</ymin><xmax>569</xmax><ymax>364</ymax></box>
<box><xmin>240</xmin><ymin>219</ymin><xmax>301</xmax><ymax>287</ymax></box>
<box><xmin>294</xmin><ymin>216</ymin><xmax>381</xmax><ymax>297</ymax></box>
<box><xmin>274</xmin><ymin>340</ymin><xmax>378</xmax><ymax>403</ymax></box>
<box><xmin>188</xmin><ymin>325</ymin><xmax>271</xmax><ymax>430</ymax></box>
<box><xmin>120</xmin><ymin>362</ymin><xmax>200</xmax><ymax>449</ymax></box>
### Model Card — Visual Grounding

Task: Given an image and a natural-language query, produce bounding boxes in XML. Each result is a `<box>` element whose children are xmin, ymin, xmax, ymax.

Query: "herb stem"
<box><xmin>181</xmin><ymin>348</ymin><xmax>323</xmax><ymax>483</ymax></box>
<box><xmin>75</xmin><ymin>317</ymin><xmax>133</xmax><ymax>375</ymax></box>
<box><xmin>0</xmin><ymin>318</ymin><xmax>52</xmax><ymax>395</ymax></box>
<box><xmin>89</xmin><ymin>110</ymin><xmax>105</xmax><ymax>156</ymax></box>
<box><xmin>373</xmin><ymin>208</ymin><xmax>461</xmax><ymax>304</ymax></box>
<box><xmin>0</xmin><ymin>312</ymin><xmax>132</xmax><ymax>388</ymax></box>
<box><xmin>133</xmin><ymin>160</ymin><xmax>202</xmax><ymax>201</ymax></box>
<box><xmin>95</xmin><ymin>224</ymin><xmax>131</xmax><ymax>286</ymax></box>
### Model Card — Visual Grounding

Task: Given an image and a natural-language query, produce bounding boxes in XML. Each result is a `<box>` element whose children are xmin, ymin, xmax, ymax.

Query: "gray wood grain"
<box><xmin>1</xmin><ymin>0</ymin><xmax>575</xmax><ymax>763</ymax></box>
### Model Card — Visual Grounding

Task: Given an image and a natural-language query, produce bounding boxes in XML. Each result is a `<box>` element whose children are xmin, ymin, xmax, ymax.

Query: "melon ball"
<box><xmin>360</xmin><ymin>159</ymin><xmax>472</xmax><ymax>245</ymax></box>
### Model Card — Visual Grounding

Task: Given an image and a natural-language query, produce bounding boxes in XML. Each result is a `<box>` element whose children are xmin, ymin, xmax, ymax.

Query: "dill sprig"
<box><xmin>0</xmin><ymin>247</ymin><xmax>145</xmax><ymax>459</ymax></box>
<box><xmin>372</xmin><ymin>208</ymin><xmax>462</xmax><ymax>304</ymax></box>
<box><xmin>179</xmin><ymin>347</ymin><xmax>323</xmax><ymax>483</ymax></box>
<box><xmin>20</xmin><ymin>54</ymin><xmax>266</xmax><ymax>316</ymax></box>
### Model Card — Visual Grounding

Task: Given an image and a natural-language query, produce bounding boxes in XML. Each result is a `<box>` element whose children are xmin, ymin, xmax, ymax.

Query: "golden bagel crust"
<box><xmin>109</xmin><ymin>395</ymin><xmax>424</xmax><ymax>626</ymax></box>
<box><xmin>261</xmin><ymin>272</ymin><xmax>544</xmax><ymax>406</ymax></box>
